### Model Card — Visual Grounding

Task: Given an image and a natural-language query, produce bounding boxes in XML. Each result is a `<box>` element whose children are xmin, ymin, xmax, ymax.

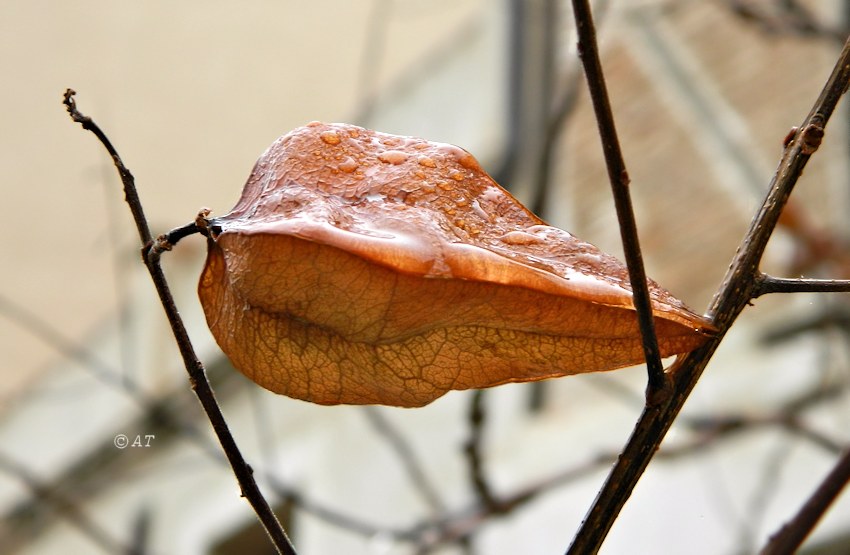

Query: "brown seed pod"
<box><xmin>198</xmin><ymin>122</ymin><xmax>713</xmax><ymax>407</ymax></box>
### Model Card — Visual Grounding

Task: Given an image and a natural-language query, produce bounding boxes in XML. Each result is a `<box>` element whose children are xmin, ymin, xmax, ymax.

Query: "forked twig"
<box><xmin>62</xmin><ymin>90</ymin><xmax>297</xmax><ymax>555</ymax></box>
<box><xmin>566</xmin><ymin>7</ymin><xmax>850</xmax><ymax>553</ymax></box>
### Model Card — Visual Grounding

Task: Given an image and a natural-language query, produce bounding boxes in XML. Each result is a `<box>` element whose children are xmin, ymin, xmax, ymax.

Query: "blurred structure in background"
<box><xmin>1</xmin><ymin>1</ymin><xmax>850</xmax><ymax>553</ymax></box>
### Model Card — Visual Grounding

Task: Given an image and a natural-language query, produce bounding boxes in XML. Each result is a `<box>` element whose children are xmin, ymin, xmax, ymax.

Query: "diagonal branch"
<box><xmin>464</xmin><ymin>390</ymin><xmax>500</xmax><ymax>511</ymax></box>
<box><xmin>63</xmin><ymin>90</ymin><xmax>297</xmax><ymax>555</ymax></box>
<box><xmin>0</xmin><ymin>450</ymin><xmax>131</xmax><ymax>554</ymax></box>
<box><xmin>570</xmin><ymin>0</ymin><xmax>666</xmax><ymax>398</ymax></box>
<box><xmin>759</xmin><ymin>447</ymin><xmax>850</xmax><ymax>555</ymax></box>
<box><xmin>567</xmin><ymin>31</ymin><xmax>850</xmax><ymax>555</ymax></box>
<box><xmin>363</xmin><ymin>406</ymin><xmax>445</xmax><ymax>514</ymax></box>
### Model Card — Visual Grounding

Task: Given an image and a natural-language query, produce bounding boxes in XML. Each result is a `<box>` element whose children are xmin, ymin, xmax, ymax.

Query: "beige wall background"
<box><xmin>0</xmin><ymin>0</ymin><xmax>492</xmax><ymax>395</ymax></box>
<box><xmin>3</xmin><ymin>1</ymin><xmax>850</xmax><ymax>554</ymax></box>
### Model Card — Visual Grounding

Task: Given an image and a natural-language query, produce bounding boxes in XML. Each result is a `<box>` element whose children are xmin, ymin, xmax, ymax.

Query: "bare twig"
<box><xmin>570</xmin><ymin>0</ymin><xmax>666</xmax><ymax>398</ymax></box>
<box><xmin>257</xmin><ymin>377</ymin><xmax>845</xmax><ymax>552</ymax></box>
<box><xmin>726</xmin><ymin>0</ymin><xmax>848</xmax><ymax>44</ymax></box>
<box><xmin>63</xmin><ymin>90</ymin><xmax>297</xmax><ymax>555</ymax></box>
<box><xmin>759</xmin><ymin>447</ymin><xmax>850</xmax><ymax>555</ymax></box>
<box><xmin>264</xmin><ymin>474</ymin><xmax>410</xmax><ymax>540</ymax></box>
<box><xmin>464</xmin><ymin>390</ymin><xmax>500</xmax><ymax>511</ymax></box>
<box><xmin>148</xmin><ymin>218</ymin><xmax>204</xmax><ymax>257</ymax></box>
<box><xmin>0</xmin><ymin>293</ymin><xmax>131</xmax><ymax>400</ymax></box>
<box><xmin>760</xmin><ymin>304</ymin><xmax>850</xmax><ymax>344</ymax></box>
<box><xmin>754</xmin><ymin>275</ymin><xmax>850</xmax><ymax>297</ymax></box>
<box><xmin>567</xmin><ymin>32</ymin><xmax>850</xmax><ymax>555</ymax></box>
<box><xmin>0</xmin><ymin>450</ymin><xmax>130</xmax><ymax>554</ymax></box>
<box><xmin>363</xmin><ymin>406</ymin><xmax>445</xmax><ymax>514</ymax></box>
<box><xmin>410</xmin><ymin>378</ymin><xmax>845</xmax><ymax>552</ymax></box>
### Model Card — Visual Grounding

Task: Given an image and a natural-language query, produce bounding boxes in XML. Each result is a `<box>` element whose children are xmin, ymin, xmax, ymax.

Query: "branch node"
<box><xmin>645</xmin><ymin>371</ymin><xmax>673</xmax><ymax>407</ymax></box>
<box><xmin>800</xmin><ymin>119</ymin><xmax>824</xmax><ymax>155</ymax></box>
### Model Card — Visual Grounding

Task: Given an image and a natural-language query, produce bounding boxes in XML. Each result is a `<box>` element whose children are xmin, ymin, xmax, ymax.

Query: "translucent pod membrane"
<box><xmin>199</xmin><ymin>122</ymin><xmax>714</xmax><ymax>407</ymax></box>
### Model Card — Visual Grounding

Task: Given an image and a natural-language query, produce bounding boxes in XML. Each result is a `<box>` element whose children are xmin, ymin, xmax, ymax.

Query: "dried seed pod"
<box><xmin>198</xmin><ymin>122</ymin><xmax>713</xmax><ymax>407</ymax></box>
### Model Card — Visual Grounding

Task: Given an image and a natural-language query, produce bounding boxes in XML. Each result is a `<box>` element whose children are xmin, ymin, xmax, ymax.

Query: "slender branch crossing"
<box><xmin>570</xmin><ymin>0</ymin><xmax>667</xmax><ymax>398</ymax></box>
<box><xmin>63</xmin><ymin>90</ymin><xmax>297</xmax><ymax>555</ymax></box>
<box><xmin>566</xmin><ymin>18</ymin><xmax>850</xmax><ymax>555</ymax></box>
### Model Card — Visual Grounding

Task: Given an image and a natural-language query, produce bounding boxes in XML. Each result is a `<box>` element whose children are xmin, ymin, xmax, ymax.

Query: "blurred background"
<box><xmin>2</xmin><ymin>0</ymin><xmax>850</xmax><ymax>553</ymax></box>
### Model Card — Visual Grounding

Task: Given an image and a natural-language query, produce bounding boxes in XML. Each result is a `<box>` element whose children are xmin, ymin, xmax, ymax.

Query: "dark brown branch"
<box><xmin>261</xmin><ymin>377</ymin><xmax>843</xmax><ymax>552</ymax></box>
<box><xmin>149</xmin><ymin>218</ymin><xmax>205</xmax><ymax>257</ymax></box>
<box><xmin>567</xmin><ymin>34</ymin><xmax>850</xmax><ymax>555</ymax></box>
<box><xmin>63</xmin><ymin>90</ymin><xmax>153</xmax><ymax>247</ymax></box>
<box><xmin>464</xmin><ymin>390</ymin><xmax>500</xmax><ymax>511</ymax></box>
<box><xmin>63</xmin><ymin>90</ymin><xmax>297</xmax><ymax>555</ymax></box>
<box><xmin>412</xmin><ymin>378</ymin><xmax>843</xmax><ymax>552</ymax></box>
<box><xmin>759</xmin><ymin>447</ymin><xmax>850</xmax><ymax>555</ymax></box>
<box><xmin>570</xmin><ymin>0</ymin><xmax>666</xmax><ymax>398</ymax></box>
<box><xmin>754</xmin><ymin>274</ymin><xmax>850</xmax><ymax>297</ymax></box>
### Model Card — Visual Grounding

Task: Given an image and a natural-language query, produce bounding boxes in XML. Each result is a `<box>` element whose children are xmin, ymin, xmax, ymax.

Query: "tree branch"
<box><xmin>363</xmin><ymin>406</ymin><xmax>445</xmax><ymax>515</ymax></box>
<box><xmin>567</xmin><ymin>32</ymin><xmax>850</xmax><ymax>555</ymax></box>
<box><xmin>725</xmin><ymin>0</ymin><xmax>849</xmax><ymax>44</ymax></box>
<box><xmin>251</xmin><ymin>378</ymin><xmax>844</xmax><ymax>552</ymax></box>
<box><xmin>754</xmin><ymin>274</ymin><xmax>850</xmax><ymax>297</ymax></box>
<box><xmin>0</xmin><ymin>450</ymin><xmax>131</xmax><ymax>554</ymax></box>
<box><xmin>63</xmin><ymin>90</ymin><xmax>297</xmax><ymax>555</ymax></box>
<box><xmin>570</xmin><ymin>0</ymin><xmax>666</xmax><ymax>398</ymax></box>
<box><xmin>464</xmin><ymin>390</ymin><xmax>500</xmax><ymax>512</ymax></box>
<box><xmin>759</xmin><ymin>447</ymin><xmax>850</xmax><ymax>555</ymax></box>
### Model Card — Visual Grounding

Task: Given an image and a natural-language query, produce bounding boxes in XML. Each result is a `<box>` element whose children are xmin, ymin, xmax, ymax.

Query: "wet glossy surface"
<box><xmin>214</xmin><ymin>122</ymin><xmax>706</xmax><ymax>326</ymax></box>
<box><xmin>199</xmin><ymin>123</ymin><xmax>713</xmax><ymax>406</ymax></box>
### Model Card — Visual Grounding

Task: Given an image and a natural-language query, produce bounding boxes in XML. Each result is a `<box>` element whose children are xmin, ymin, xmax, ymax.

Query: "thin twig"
<box><xmin>63</xmin><ymin>90</ymin><xmax>297</xmax><ymax>555</ymax></box>
<box><xmin>464</xmin><ymin>390</ymin><xmax>500</xmax><ymax>511</ymax></box>
<box><xmin>0</xmin><ymin>450</ymin><xmax>131</xmax><ymax>554</ymax></box>
<box><xmin>725</xmin><ymin>0</ymin><xmax>848</xmax><ymax>44</ymax></box>
<box><xmin>362</xmin><ymin>406</ymin><xmax>445</xmax><ymax>514</ymax></box>
<box><xmin>760</xmin><ymin>304</ymin><xmax>850</xmax><ymax>345</ymax></box>
<box><xmin>264</xmin><ymin>473</ymin><xmax>411</xmax><ymax>540</ymax></box>
<box><xmin>754</xmin><ymin>274</ymin><xmax>850</xmax><ymax>297</ymax></box>
<box><xmin>263</xmin><ymin>378</ymin><xmax>844</xmax><ymax>551</ymax></box>
<box><xmin>567</xmin><ymin>33</ymin><xmax>850</xmax><ymax>555</ymax></box>
<box><xmin>759</xmin><ymin>447</ymin><xmax>850</xmax><ymax>555</ymax></box>
<box><xmin>412</xmin><ymin>379</ymin><xmax>843</xmax><ymax>552</ymax></box>
<box><xmin>0</xmin><ymin>291</ymin><xmax>229</xmax><ymax>461</ymax></box>
<box><xmin>570</xmin><ymin>0</ymin><xmax>666</xmax><ymax>398</ymax></box>
<box><xmin>736</xmin><ymin>438</ymin><xmax>795</xmax><ymax>551</ymax></box>
<box><xmin>0</xmin><ymin>281</ymin><xmax>447</xmax><ymax>553</ymax></box>
<box><xmin>0</xmin><ymin>293</ymin><xmax>131</xmax><ymax>400</ymax></box>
